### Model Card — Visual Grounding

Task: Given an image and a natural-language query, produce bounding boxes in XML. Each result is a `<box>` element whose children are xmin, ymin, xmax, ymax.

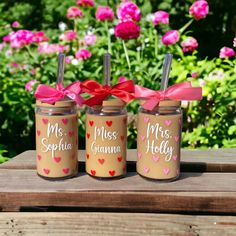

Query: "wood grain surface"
<box><xmin>0</xmin><ymin>212</ymin><xmax>236</xmax><ymax>236</ymax></box>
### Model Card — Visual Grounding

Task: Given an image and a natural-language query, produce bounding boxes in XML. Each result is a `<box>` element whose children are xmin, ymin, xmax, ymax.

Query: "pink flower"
<box><xmin>189</xmin><ymin>0</ymin><xmax>209</xmax><ymax>20</ymax></box>
<box><xmin>118</xmin><ymin>76</ymin><xmax>127</xmax><ymax>83</ymax></box>
<box><xmin>115</xmin><ymin>21</ymin><xmax>140</xmax><ymax>40</ymax></box>
<box><xmin>25</xmin><ymin>80</ymin><xmax>38</xmax><ymax>91</ymax></box>
<box><xmin>162</xmin><ymin>30</ymin><xmax>180</xmax><ymax>45</ymax></box>
<box><xmin>181</xmin><ymin>37</ymin><xmax>198</xmax><ymax>53</ymax></box>
<box><xmin>219</xmin><ymin>47</ymin><xmax>235</xmax><ymax>58</ymax></box>
<box><xmin>84</xmin><ymin>34</ymin><xmax>97</xmax><ymax>46</ymax></box>
<box><xmin>199</xmin><ymin>79</ymin><xmax>206</xmax><ymax>86</ymax></box>
<box><xmin>0</xmin><ymin>42</ymin><xmax>5</xmax><ymax>51</ymax></box>
<box><xmin>12</xmin><ymin>21</ymin><xmax>20</xmax><ymax>28</ymax></box>
<box><xmin>152</xmin><ymin>11</ymin><xmax>169</xmax><ymax>26</ymax></box>
<box><xmin>31</xmin><ymin>68</ymin><xmax>37</xmax><ymax>75</ymax></box>
<box><xmin>11</xmin><ymin>61</ymin><xmax>19</xmax><ymax>68</ymax></box>
<box><xmin>77</xmin><ymin>0</ymin><xmax>94</xmax><ymax>7</ymax></box>
<box><xmin>65</xmin><ymin>56</ymin><xmax>74</xmax><ymax>64</ymax></box>
<box><xmin>32</xmin><ymin>31</ymin><xmax>49</xmax><ymax>43</ymax></box>
<box><xmin>117</xmin><ymin>1</ymin><xmax>141</xmax><ymax>22</ymax></box>
<box><xmin>191</xmin><ymin>72</ymin><xmax>198</xmax><ymax>78</ymax></box>
<box><xmin>233</xmin><ymin>38</ymin><xmax>236</xmax><ymax>48</ymax></box>
<box><xmin>96</xmin><ymin>6</ymin><xmax>114</xmax><ymax>21</ymax></box>
<box><xmin>3</xmin><ymin>30</ymin><xmax>48</xmax><ymax>48</ymax></box>
<box><xmin>75</xmin><ymin>49</ymin><xmax>92</xmax><ymax>60</ymax></box>
<box><xmin>38</xmin><ymin>43</ymin><xmax>68</xmax><ymax>54</ymax></box>
<box><xmin>67</xmin><ymin>6</ymin><xmax>83</xmax><ymax>19</ymax></box>
<box><xmin>60</xmin><ymin>31</ymin><xmax>77</xmax><ymax>41</ymax></box>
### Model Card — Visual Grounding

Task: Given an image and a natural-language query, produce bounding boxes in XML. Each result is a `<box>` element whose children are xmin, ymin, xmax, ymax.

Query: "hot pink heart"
<box><xmin>165</xmin><ymin>120</ymin><xmax>172</xmax><ymax>126</ymax></box>
<box><xmin>62</xmin><ymin>168</ymin><xmax>70</xmax><ymax>174</ymax></box>
<box><xmin>62</xmin><ymin>118</ymin><xmax>68</xmax><ymax>125</ymax></box>
<box><xmin>152</xmin><ymin>155</ymin><xmax>160</xmax><ymax>162</ymax></box>
<box><xmin>144</xmin><ymin>117</ymin><xmax>150</xmax><ymax>123</ymax></box>
<box><xmin>43</xmin><ymin>168</ymin><xmax>50</xmax><ymax>175</ymax></box>
<box><xmin>144</xmin><ymin>167</ymin><xmax>150</xmax><ymax>173</ymax></box>
<box><xmin>138</xmin><ymin>152</ymin><xmax>142</xmax><ymax>159</ymax></box>
<box><xmin>163</xmin><ymin>168</ymin><xmax>170</xmax><ymax>175</ymax></box>
<box><xmin>53</xmin><ymin>156</ymin><xmax>61</xmax><ymax>163</ymax></box>
<box><xmin>42</xmin><ymin>118</ymin><xmax>48</xmax><ymax>125</ymax></box>
<box><xmin>173</xmin><ymin>155</ymin><xmax>178</xmax><ymax>161</ymax></box>
<box><xmin>140</xmin><ymin>135</ymin><xmax>145</xmax><ymax>141</ymax></box>
<box><xmin>174</xmin><ymin>136</ymin><xmax>179</xmax><ymax>142</ymax></box>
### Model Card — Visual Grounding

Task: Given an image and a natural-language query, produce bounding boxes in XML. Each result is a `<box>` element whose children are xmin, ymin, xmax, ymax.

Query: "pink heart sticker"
<box><xmin>144</xmin><ymin>167</ymin><xmax>150</xmax><ymax>173</ymax></box>
<box><xmin>42</xmin><ymin>118</ymin><xmax>48</xmax><ymax>125</ymax></box>
<box><xmin>152</xmin><ymin>155</ymin><xmax>160</xmax><ymax>162</ymax></box>
<box><xmin>163</xmin><ymin>168</ymin><xmax>170</xmax><ymax>175</ymax></box>
<box><xmin>138</xmin><ymin>152</ymin><xmax>142</xmax><ymax>159</ymax></box>
<box><xmin>62</xmin><ymin>168</ymin><xmax>70</xmax><ymax>174</ymax></box>
<box><xmin>68</xmin><ymin>131</ymin><xmax>74</xmax><ymax>137</ymax></box>
<box><xmin>174</xmin><ymin>136</ymin><xmax>179</xmax><ymax>142</ymax></box>
<box><xmin>37</xmin><ymin>130</ymin><xmax>41</xmax><ymax>136</ymax></box>
<box><xmin>165</xmin><ymin>120</ymin><xmax>172</xmax><ymax>126</ymax></box>
<box><xmin>37</xmin><ymin>155</ymin><xmax>42</xmax><ymax>161</ymax></box>
<box><xmin>62</xmin><ymin>118</ymin><xmax>68</xmax><ymax>125</ymax></box>
<box><xmin>53</xmin><ymin>156</ymin><xmax>61</xmax><ymax>163</ymax></box>
<box><xmin>144</xmin><ymin>117</ymin><xmax>150</xmax><ymax>123</ymax></box>
<box><xmin>173</xmin><ymin>155</ymin><xmax>178</xmax><ymax>161</ymax></box>
<box><xmin>43</xmin><ymin>168</ymin><xmax>50</xmax><ymax>175</ymax></box>
<box><xmin>140</xmin><ymin>135</ymin><xmax>145</xmax><ymax>141</ymax></box>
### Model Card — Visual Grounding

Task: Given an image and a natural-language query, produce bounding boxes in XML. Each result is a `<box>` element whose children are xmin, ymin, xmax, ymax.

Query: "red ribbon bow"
<box><xmin>81</xmin><ymin>80</ymin><xmax>135</xmax><ymax>106</ymax></box>
<box><xmin>34</xmin><ymin>81</ymin><xmax>83</xmax><ymax>105</ymax></box>
<box><xmin>135</xmin><ymin>82</ymin><xmax>202</xmax><ymax>110</ymax></box>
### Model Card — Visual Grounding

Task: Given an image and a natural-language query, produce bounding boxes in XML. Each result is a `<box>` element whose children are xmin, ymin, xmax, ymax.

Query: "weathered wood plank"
<box><xmin>0</xmin><ymin>169</ymin><xmax>235</xmax><ymax>213</ymax></box>
<box><xmin>0</xmin><ymin>212</ymin><xmax>236</xmax><ymax>235</ymax></box>
<box><xmin>0</xmin><ymin>149</ymin><xmax>236</xmax><ymax>172</ymax></box>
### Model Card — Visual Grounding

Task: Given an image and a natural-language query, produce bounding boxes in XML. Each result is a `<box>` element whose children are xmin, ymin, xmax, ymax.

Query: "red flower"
<box><xmin>77</xmin><ymin>0</ymin><xmax>94</xmax><ymax>7</ymax></box>
<box><xmin>115</xmin><ymin>21</ymin><xmax>140</xmax><ymax>40</ymax></box>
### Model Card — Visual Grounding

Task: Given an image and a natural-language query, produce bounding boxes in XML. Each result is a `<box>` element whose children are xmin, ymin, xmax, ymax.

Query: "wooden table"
<box><xmin>0</xmin><ymin>149</ymin><xmax>236</xmax><ymax>235</ymax></box>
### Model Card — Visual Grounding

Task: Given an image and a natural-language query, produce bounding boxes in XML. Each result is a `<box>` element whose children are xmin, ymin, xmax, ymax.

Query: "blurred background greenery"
<box><xmin>0</xmin><ymin>0</ymin><xmax>236</xmax><ymax>160</ymax></box>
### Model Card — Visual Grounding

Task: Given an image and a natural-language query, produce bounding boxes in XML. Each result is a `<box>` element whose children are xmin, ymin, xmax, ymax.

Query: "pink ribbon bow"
<box><xmin>135</xmin><ymin>82</ymin><xmax>202</xmax><ymax>110</ymax></box>
<box><xmin>34</xmin><ymin>81</ymin><xmax>83</xmax><ymax>105</ymax></box>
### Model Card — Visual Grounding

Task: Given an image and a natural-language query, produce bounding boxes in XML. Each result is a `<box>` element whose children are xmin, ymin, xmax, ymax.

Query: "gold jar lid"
<box><xmin>36</xmin><ymin>98</ymin><xmax>76</xmax><ymax>108</ymax></box>
<box><xmin>140</xmin><ymin>99</ymin><xmax>181</xmax><ymax>107</ymax></box>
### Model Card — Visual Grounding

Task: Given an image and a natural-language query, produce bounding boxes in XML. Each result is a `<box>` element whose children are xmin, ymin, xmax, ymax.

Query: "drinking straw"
<box><xmin>103</xmin><ymin>53</ymin><xmax>111</xmax><ymax>86</ymax></box>
<box><xmin>160</xmin><ymin>53</ymin><xmax>173</xmax><ymax>91</ymax></box>
<box><xmin>56</xmin><ymin>53</ymin><xmax>65</xmax><ymax>85</ymax></box>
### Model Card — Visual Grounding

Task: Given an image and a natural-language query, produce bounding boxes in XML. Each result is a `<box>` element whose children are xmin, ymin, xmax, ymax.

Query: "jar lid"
<box><xmin>140</xmin><ymin>99</ymin><xmax>181</xmax><ymax>107</ymax></box>
<box><xmin>102</xmin><ymin>99</ymin><xmax>125</xmax><ymax>107</ymax></box>
<box><xmin>36</xmin><ymin>98</ymin><xmax>76</xmax><ymax>108</ymax></box>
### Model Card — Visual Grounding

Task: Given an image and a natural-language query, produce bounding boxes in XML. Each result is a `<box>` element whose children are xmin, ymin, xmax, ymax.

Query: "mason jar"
<box><xmin>35</xmin><ymin>99</ymin><xmax>78</xmax><ymax>180</ymax></box>
<box><xmin>86</xmin><ymin>99</ymin><xmax>127</xmax><ymax>179</ymax></box>
<box><xmin>137</xmin><ymin>100</ymin><xmax>182</xmax><ymax>181</ymax></box>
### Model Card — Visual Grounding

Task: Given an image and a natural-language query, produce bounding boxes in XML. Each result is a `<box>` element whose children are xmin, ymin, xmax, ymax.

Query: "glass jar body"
<box><xmin>86</xmin><ymin>105</ymin><xmax>127</xmax><ymax>179</ymax></box>
<box><xmin>137</xmin><ymin>103</ymin><xmax>182</xmax><ymax>181</ymax></box>
<box><xmin>35</xmin><ymin>100</ymin><xmax>78</xmax><ymax>180</ymax></box>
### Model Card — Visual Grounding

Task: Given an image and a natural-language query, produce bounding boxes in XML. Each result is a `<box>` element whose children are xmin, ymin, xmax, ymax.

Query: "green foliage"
<box><xmin>0</xmin><ymin>0</ymin><xmax>235</xmax><ymax>161</ymax></box>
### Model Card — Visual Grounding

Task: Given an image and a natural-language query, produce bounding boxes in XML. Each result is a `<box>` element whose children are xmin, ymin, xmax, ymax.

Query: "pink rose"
<box><xmin>115</xmin><ymin>21</ymin><xmax>140</xmax><ymax>40</ymax></box>
<box><xmin>65</xmin><ymin>56</ymin><xmax>74</xmax><ymax>64</ymax></box>
<box><xmin>32</xmin><ymin>31</ymin><xmax>49</xmax><ymax>43</ymax></box>
<box><xmin>38</xmin><ymin>43</ymin><xmax>68</xmax><ymax>54</ymax></box>
<box><xmin>219</xmin><ymin>47</ymin><xmax>235</xmax><ymax>58</ymax></box>
<box><xmin>189</xmin><ymin>0</ymin><xmax>209</xmax><ymax>20</ymax></box>
<box><xmin>162</xmin><ymin>30</ymin><xmax>180</xmax><ymax>45</ymax></box>
<box><xmin>96</xmin><ymin>6</ymin><xmax>114</xmax><ymax>21</ymax></box>
<box><xmin>191</xmin><ymin>72</ymin><xmax>198</xmax><ymax>78</ymax></box>
<box><xmin>12</xmin><ymin>21</ymin><xmax>20</xmax><ymax>28</ymax></box>
<box><xmin>152</xmin><ymin>11</ymin><xmax>169</xmax><ymax>26</ymax></box>
<box><xmin>118</xmin><ymin>76</ymin><xmax>127</xmax><ymax>83</ymax></box>
<box><xmin>75</xmin><ymin>49</ymin><xmax>92</xmax><ymax>60</ymax></box>
<box><xmin>84</xmin><ymin>34</ymin><xmax>97</xmax><ymax>46</ymax></box>
<box><xmin>117</xmin><ymin>1</ymin><xmax>141</xmax><ymax>22</ymax></box>
<box><xmin>77</xmin><ymin>0</ymin><xmax>94</xmax><ymax>7</ymax></box>
<box><xmin>25</xmin><ymin>80</ymin><xmax>38</xmax><ymax>91</ymax></box>
<box><xmin>60</xmin><ymin>31</ymin><xmax>77</xmax><ymax>41</ymax></box>
<box><xmin>67</xmin><ymin>6</ymin><xmax>83</xmax><ymax>19</ymax></box>
<box><xmin>181</xmin><ymin>37</ymin><xmax>198</xmax><ymax>53</ymax></box>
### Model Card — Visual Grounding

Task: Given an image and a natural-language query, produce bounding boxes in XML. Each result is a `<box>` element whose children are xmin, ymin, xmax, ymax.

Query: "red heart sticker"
<box><xmin>109</xmin><ymin>170</ymin><xmax>115</xmax><ymax>177</ymax></box>
<box><xmin>86</xmin><ymin>133</ymin><xmax>90</xmax><ymax>139</ymax></box>
<box><xmin>43</xmin><ymin>168</ymin><xmax>50</xmax><ymax>175</ymax></box>
<box><xmin>117</xmin><ymin>156</ymin><xmax>122</xmax><ymax>162</ymax></box>
<box><xmin>106</xmin><ymin>121</ymin><xmax>112</xmax><ymax>127</ymax></box>
<box><xmin>89</xmin><ymin>121</ymin><xmax>94</xmax><ymax>126</ymax></box>
<box><xmin>53</xmin><ymin>156</ymin><xmax>61</xmax><ymax>163</ymax></box>
<box><xmin>90</xmin><ymin>170</ymin><xmax>96</xmax><ymax>176</ymax></box>
<box><xmin>98</xmin><ymin>158</ymin><xmax>105</xmax><ymax>165</ymax></box>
